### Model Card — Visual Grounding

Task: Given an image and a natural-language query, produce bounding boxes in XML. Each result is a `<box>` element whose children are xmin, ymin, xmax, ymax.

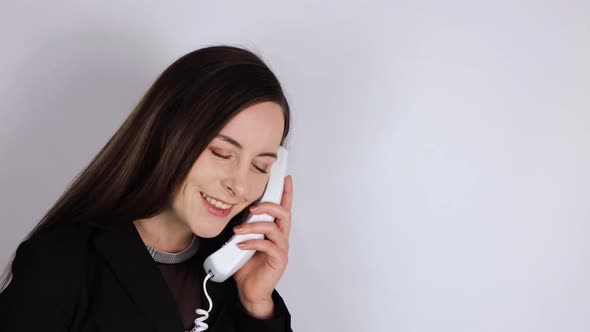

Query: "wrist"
<box><xmin>239</xmin><ymin>297</ymin><xmax>275</xmax><ymax>319</ymax></box>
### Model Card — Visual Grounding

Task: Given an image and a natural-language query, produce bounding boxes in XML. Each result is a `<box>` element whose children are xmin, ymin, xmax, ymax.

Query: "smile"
<box><xmin>201</xmin><ymin>192</ymin><xmax>234</xmax><ymax>210</ymax></box>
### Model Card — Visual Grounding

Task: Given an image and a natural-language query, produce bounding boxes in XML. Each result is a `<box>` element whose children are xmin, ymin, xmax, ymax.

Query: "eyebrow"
<box><xmin>216</xmin><ymin>134</ymin><xmax>278</xmax><ymax>159</ymax></box>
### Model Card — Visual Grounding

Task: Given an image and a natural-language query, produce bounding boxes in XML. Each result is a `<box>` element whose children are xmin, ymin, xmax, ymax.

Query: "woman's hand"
<box><xmin>232</xmin><ymin>175</ymin><xmax>293</xmax><ymax>319</ymax></box>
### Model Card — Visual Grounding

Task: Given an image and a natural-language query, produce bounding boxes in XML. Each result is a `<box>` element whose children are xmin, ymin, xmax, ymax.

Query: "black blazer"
<box><xmin>0</xmin><ymin>221</ymin><xmax>292</xmax><ymax>332</ymax></box>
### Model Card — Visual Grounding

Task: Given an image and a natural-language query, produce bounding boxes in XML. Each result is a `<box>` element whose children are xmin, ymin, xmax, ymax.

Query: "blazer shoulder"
<box><xmin>0</xmin><ymin>223</ymin><xmax>96</xmax><ymax>327</ymax></box>
<box><xmin>8</xmin><ymin>223</ymin><xmax>97</xmax><ymax>286</ymax></box>
<box><xmin>15</xmin><ymin>224</ymin><xmax>97</xmax><ymax>271</ymax></box>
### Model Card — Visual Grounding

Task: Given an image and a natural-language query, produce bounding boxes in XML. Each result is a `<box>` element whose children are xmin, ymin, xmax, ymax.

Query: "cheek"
<box><xmin>248</xmin><ymin>177</ymin><xmax>271</xmax><ymax>202</ymax></box>
<box><xmin>169</xmin><ymin>184</ymin><xmax>189</xmax><ymax>219</ymax></box>
<box><xmin>189</xmin><ymin>158</ymin><xmax>220</xmax><ymax>187</ymax></box>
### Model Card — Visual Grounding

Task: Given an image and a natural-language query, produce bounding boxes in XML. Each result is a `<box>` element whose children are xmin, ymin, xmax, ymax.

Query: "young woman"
<box><xmin>0</xmin><ymin>46</ymin><xmax>293</xmax><ymax>332</ymax></box>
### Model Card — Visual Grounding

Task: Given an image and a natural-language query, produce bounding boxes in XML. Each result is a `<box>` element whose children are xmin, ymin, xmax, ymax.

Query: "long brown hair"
<box><xmin>1</xmin><ymin>45</ymin><xmax>290</xmax><ymax>288</ymax></box>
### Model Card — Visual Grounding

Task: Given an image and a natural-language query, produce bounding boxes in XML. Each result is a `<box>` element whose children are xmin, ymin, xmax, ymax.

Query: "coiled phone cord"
<box><xmin>188</xmin><ymin>271</ymin><xmax>214</xmax><ymax>332</ymax></box>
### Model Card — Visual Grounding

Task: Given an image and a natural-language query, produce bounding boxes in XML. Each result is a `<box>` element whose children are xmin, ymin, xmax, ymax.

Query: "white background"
<box><xmin>1</xmin><ymin>1</ymin><xmax>589</xmax><ymax>331</ymax></box>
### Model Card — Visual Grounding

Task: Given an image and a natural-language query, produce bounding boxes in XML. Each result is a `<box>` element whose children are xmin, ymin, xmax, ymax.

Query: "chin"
<box><xmin>189</xmin><ymin>219</ymin><xmax>231</xmax><ymax>239</ymax></box>
<box><xmin>190</xmin><ymin>209</ymin><xmax>246</xmax><ymax>239</ymax></box>
<box><xmin>191</xmin><ymin>226</ymin><xmax>224</xmax><ymax>239</ymax></box>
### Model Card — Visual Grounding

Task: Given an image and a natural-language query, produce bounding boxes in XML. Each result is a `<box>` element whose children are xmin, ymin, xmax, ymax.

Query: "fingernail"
<box><xmin>237</xmin><ymin>243</ymin><xmax>246</xmax><ymax>248</ymax></box>
<box><xmin>234</xmin><ymin>226</ymin><xmax>243</xmax><ymax>233</ymax></box>
<box><xmin>249</xmin><ymin>205</ymin><xmax>259</xmax><ymax>211</ymax></box>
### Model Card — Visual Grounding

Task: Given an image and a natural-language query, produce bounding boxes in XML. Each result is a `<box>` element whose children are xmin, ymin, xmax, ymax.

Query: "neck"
<box><xmin>133</xmin><ymin>209</ymin><xmax>194</xmax><ymax>252</ymax></box>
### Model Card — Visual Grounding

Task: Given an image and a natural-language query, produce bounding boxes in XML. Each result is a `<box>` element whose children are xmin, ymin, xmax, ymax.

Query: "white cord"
<box><xmin>188</xmin><ymin>271</ymin><xmax>214</xmax><ymax>332</ymax></box>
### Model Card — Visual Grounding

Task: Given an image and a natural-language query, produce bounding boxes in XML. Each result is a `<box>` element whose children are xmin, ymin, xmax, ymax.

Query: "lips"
<box><xmin>201</xmin><ymin>192</ymin><xmax>236</xmax><ymax>206</ymax></box>
<box><xmin>200</xmin><ymin>193</ymin><xmax>233</xmax><ymax>217</ymax></box>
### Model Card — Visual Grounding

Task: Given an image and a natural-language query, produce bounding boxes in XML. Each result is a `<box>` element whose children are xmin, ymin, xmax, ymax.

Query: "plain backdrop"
<box><xmin>1</xmin><ymin>1</ymin><xmax>589</xmax><ymax>331</ymax></box>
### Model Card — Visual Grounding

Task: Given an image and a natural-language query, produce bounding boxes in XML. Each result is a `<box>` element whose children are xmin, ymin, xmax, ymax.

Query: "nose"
<box><xmin>221</xmin><ymin>164</ymin><xmax>248</xmax><ymax>202</ymax></box>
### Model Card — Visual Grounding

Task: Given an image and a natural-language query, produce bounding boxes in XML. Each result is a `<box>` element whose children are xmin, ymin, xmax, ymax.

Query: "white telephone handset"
<box><xmin>203</xmin><ymin>146</ymin><xmax>288</xmax><ymax>283</ymax></box>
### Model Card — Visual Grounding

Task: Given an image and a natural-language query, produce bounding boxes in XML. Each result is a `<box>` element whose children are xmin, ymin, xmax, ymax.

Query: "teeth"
<box><xmin>201</xmin><ymin>193</ymin><xmax>232</xmax><ymax>210</ymax></box>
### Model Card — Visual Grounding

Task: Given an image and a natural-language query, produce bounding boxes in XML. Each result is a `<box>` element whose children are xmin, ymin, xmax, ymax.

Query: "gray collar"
<box><xmin>145</xmin><ymin>236</ymin><xmax>199</xmax><ymax>264</ymax></box>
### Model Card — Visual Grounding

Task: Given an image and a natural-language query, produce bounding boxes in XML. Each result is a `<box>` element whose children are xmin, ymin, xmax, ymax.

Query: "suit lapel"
<box><xmin>91</xmin><ymin>222</ymin><xmax>185</xmax><ymax>332</ymax></box>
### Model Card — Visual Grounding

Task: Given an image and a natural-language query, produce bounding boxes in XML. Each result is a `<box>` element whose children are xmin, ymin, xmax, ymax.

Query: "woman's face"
<box><xmin>172</xmin><ymin>101</ymin><xmax>285</xmax><ymax>238</ymax></box>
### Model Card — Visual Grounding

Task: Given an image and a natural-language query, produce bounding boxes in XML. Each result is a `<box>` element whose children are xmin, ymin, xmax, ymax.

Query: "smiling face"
<box><xmin>171</xmin><ymin>101</ymin><xmax>285</xmax><ymax>238</ymax></box>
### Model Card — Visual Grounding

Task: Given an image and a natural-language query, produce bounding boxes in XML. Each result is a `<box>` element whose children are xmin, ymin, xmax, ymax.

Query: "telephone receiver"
<box><xmin>203</xmin><ymin>146</ymin><xmax>289</xmax><ymax>283</ymax></box>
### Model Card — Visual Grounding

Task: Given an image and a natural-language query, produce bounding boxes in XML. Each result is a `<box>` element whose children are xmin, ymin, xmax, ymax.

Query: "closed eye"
<box><xmin>211</xmin><ymin>150</ymin><xmax>230</xmax><ymax>159</ymax></box>
<box><xmin>211</xmin><ymin>149</ymin><xmax>268</xmax><ymax>174</ymax></box>
<box><xmin>253</xmin><ymin>165</ymin><xmax>268</xmax><ymax>174</ymax></box>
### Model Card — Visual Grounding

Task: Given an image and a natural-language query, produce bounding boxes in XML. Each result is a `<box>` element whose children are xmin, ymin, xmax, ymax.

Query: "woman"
<box><xmin>0</xmin><ymin>46</ymin><xmax>293</xmax><ymax>332</ymax></box>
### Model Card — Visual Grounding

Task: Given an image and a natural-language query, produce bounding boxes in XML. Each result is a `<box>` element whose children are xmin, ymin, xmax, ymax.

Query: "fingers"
<box><xmin>234</xmin><ymin>222</ymin><xmax>288</xmax><ymax>251</ymax></box>
<box><xmin>250</xmin><ymin>176</ymin><xmax>293</xmax><ymax>235</ymax></box>
<box><xmin>278</xmin><ymin>175</ymin><xmax>293</xmax><ymax>235</ymax></box>
<box><xmin>249</xmin><ymin>202</ymin><xmax>290</xmax><ymax>231</ymax></box>
<box><xmin>280</xmin><ymin>175</ymin><xmax>293</xmax><ymax>211</ymax></box>
<box><xmin>237</xmin><ymin>239</ymin><xmax>288</xmax><ymax>270</ymax></box>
